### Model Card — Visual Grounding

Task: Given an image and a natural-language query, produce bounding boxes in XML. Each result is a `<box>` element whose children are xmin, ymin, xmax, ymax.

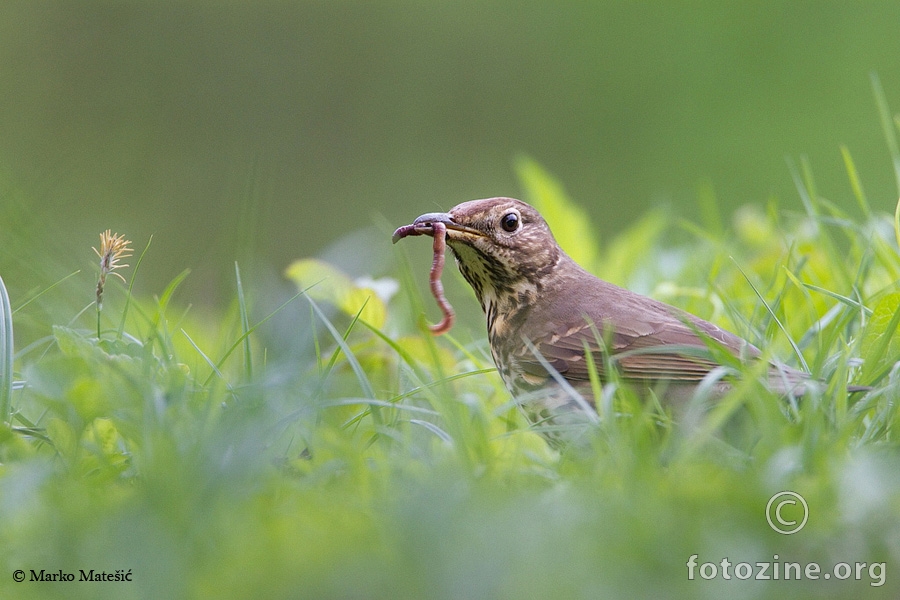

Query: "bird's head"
<box><xmin>394</xmin><ymin>197</ymin><xmax>562</xmax><ymax>308</ymax></box>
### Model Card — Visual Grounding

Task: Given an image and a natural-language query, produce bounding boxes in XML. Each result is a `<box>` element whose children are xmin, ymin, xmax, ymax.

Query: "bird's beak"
<box><xmin>392</xmin><ymin>212</ymin><xmax>483</xmax><ymax>243</ymax></box>
<box><xmin>412</xmin><ymin>212</ymin><xmax>455</xmax><ymax>228</ymax></box>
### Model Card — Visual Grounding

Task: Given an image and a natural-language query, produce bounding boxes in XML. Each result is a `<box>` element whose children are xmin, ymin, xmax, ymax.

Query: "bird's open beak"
<box><xmin>392</xmin><ymin>212</ymin><xmax>483</xmax><ymax>244</ymax></box>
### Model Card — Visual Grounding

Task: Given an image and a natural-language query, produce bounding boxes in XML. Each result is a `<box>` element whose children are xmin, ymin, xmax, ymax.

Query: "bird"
<box><xmin>394</xmin><ymin>197</ymin><xmax>867</xmax><ymax>440</ymax></box>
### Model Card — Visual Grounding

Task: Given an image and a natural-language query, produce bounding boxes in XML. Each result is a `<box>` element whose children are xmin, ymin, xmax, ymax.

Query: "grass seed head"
<box><xmin>93</xmin><ymin>230</ymin><xmax>133</xmax><ymax>308</ymax></box>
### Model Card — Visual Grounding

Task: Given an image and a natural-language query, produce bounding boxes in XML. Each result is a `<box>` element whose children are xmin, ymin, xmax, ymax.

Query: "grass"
<box><xmin>2</xmin><ymin>111</ymin><xmax>900</xmax><ymax>598</ymax></box>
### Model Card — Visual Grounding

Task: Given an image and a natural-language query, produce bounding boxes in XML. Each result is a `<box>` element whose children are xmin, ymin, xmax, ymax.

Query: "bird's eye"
<box><xmin>500</xmin><ymin>212</ymin><xmax>520</xmax><ymax>232</ymax></box>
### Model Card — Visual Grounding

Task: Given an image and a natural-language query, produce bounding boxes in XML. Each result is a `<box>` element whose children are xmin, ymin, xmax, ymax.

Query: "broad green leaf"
<box><xmin>54</xmin><ymin>325</ymin><xmax>97</xmax><ymax>358</ymax></box>
<box><xmin>515</xmin><ymin>155</ymin><xmax>599</xmax><ymax>269</ymax></box>
<box><xmin>285</xmin><ymin>259</ymin><xmax>388</xmax><ymax>329</ymax></box>
<box><xmin>859</xmin><ymin>292</ymin><xmax>900</xmax><ymax>382</ymax></box>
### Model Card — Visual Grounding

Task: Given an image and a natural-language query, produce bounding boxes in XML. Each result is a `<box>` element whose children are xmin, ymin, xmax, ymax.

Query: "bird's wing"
<box><xmin>517</xmin><ymin>311</ymin><xmax>758</xmax><ymax>384</ymax></box>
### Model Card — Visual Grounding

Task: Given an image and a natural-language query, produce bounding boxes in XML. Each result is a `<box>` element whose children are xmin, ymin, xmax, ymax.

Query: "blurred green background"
<box><xmin>2</xmin><ymin>1</ymin><xmax>900</xmax><ymax>303</ymax></box>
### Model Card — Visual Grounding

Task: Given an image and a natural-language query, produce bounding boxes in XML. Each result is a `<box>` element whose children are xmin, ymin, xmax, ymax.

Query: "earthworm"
<box><xmin>426</xmin><ymin>222</ymin><xmax>454</xmax><ymax>335</ymax></box>
<box><xmin>391</xmin><ymin>224</ymin><xmax>417</xmax><ymax>244</ymax></box>
<box><xmin>392</xmin><ymin>221</ymin><xmax>455</xmax><ymax>335</ymax></box>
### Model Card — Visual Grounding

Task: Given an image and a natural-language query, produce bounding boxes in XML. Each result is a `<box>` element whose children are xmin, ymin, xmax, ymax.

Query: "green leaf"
<box><xmin>859</xmin><ymin>292</ymin><xmax>900</xmax><ymax>383</ymax></box>
<box><xmin>53</xmin><ymin>325</ymin><xmax>97</xmax><ymax>358</ymax></box>
<box><xmin>285</xmin><ymin>259</ymin><xmax>388</xmax><ymax>329</ymax></box>
<box><xmin>515</xmin><ymin>155</ymin><xmax>599</xmax><ymax>269</ymax></box>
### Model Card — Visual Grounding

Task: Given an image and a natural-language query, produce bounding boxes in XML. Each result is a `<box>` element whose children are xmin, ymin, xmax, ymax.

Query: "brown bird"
<box><xmin>394</xmin><ymin>197</ymin><xmax>866</xmax><ymax>439</ymax></box>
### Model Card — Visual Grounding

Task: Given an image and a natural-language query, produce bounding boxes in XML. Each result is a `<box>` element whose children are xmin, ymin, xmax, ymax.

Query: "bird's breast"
<box><xmin>484</xmin><ymin>287</ymin><xmax>543</xmax><ymax>393</ymax></box>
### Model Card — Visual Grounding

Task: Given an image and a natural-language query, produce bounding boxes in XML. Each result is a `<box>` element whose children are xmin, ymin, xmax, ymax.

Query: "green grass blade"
<box><xmin>321</xmin><ymin>398</ymin><xmax>439</xmax><ymax>417</ymax></box>
<box><xmin>799</xmin><ymin>281</ymin><xmax>872</xmax><ymax>316</ymax></box>
<box><xmin>895</xmin><ymin>196</ymin><xmax>900</xmax><ymax>251</ymax></box>
<box><xmin>800</xmin><ymin>156</ymin><xmax>820</xmax><ymax>216</ymax></box>
<box><xmin>234</xmin><ymin>262</ymin><xmax>253</xmax><ymax>381</ymax></box>
<box><xmin>360</xmin><ymin>320</ymin><xmax>431</xmax><ymax>382</ymax></box>
<box><xmin>202</xmin><ymin>288</ymin><xmax>308</xmax><ymax>388</ymax></box>
<box><xmin>12</xmin><ymin>270</ymin><xmax>81</xmax><ymax>315</ymax></box>
<box><xmin>307</xmin><ymin>296</ymin><xmax>375</xmax><ymax>400</ymax></box>
<box><xmin>732</xmin><ymin>258</ymin><xmax>809</xmax><ymax>372</ymax></box>
<box><xmin>871</xmin><ymin>72</ymin><xmax>900</xmax><ymax>194</ymax></box>
<box><xmin>117</xmin><ymin>235</ymin><xmax>152</xmax><ymax>340</ymax></box>
<box><xmin>787</xmin><ymin>156</ymin><xmax>816</xmax><ymax>218</ymax></box>
<box><xmin>581</xmin><ymin>341</ymin><xmax>604</xmax><ymax>418</ymax></box>
<box><xmin>522</xmin><ymin>338</ymin><xmax>598</xmax><ymax>423</ymax></box>
<box><xmin>181</xmin><ymin>328</ymin><xmax>238</xmax><ymax>400</ymax></box>
<box><xmin>840</xmin><ymin>146</ymin><xmax>871</xmax><ymax>218</ymax></box>
<box><xmin>695</xmin><ymin>179</ymin><xmax>724</xmax><ymax>238</ymax></box>
<box><xmin>408</xmin><ymin>419</ymin><xmax>453</xmax><ymax>443</ymax></box>
<box><xmin>392</xmin><ymin>368</ymin><xmax>497</xmax><ymax>412</ymax></box>
<box><xmin>157</xmin><ymin>268</ymin><xmax>191</xmax><ymax>315</ymax></box>
<box><xmin>0</xmin><ymin>275</ymin><xmax>13</xmax><ymax>424</ymax></box>
<box><xmin>142</xmin><ymin>268</ymin><xmax>191</xmax><ymax>358</ymax></box>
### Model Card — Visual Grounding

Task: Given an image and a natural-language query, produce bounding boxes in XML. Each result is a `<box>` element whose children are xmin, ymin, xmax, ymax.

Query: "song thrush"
<box><xmin>394</xmin><ymin>197</ymin><xmax>866</xmax><ymax>437</ymax></box>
